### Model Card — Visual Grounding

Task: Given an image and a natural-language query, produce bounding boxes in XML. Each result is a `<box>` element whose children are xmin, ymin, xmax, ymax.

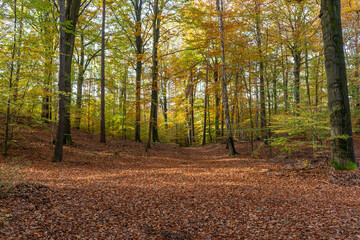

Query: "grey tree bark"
<box><xmin>100</xmin><ymin>0</ymin><xmax>106</xmax><ymax>143</ymax></box>
<box><xmin>320</xmin><ymin>0</ymin><xmax>356</xmax><ymax>170</ymax></box>
<box><xmin>147</xmin><ymin>0</ymin><xmax>160</xmax><ymax>149</ymax></box>
<box><xmin>216</xmin><ymin>0</ymin><xmax>237</xmax><ymax>155</ymax></box>
<box><xmin>63</xmin><ymin>0</ymin><xmax>82</xmax><ymax>145</ymax></box>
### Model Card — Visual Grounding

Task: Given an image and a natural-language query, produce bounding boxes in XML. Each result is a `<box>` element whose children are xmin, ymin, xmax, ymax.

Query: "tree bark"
<box><xmin>75</xmin><ymin>34</ymin><xmax>85</xmax><ymax>129</ymax></box>
<box><xmin>202</xmin><ymin>57</ymin><xmax>209</xmax><ymax>146</ymax></box>
<box><xmin>255</xmin><ymin>0</ymin><xmax>266</xmax><ymax>140</ymax></box>
<box><xmin>63</xmin><ymin>0</ymin><xmax>82</xmax><ymax>145</ymax></box>
<box><xmin>147</xmin><ymin>0</ymin><xmax>160</xmax><ymax>149</ymax></box>
<box><xmin>216</xmin><ymin>0</ymin><xmax>237</xmax><ymax>155</ymax></box>
<box><xmin>214</xmin><ymin>61</ymin><xmax>220</xmax><ymax>141</ymax></box>
<box><xmin>100</xmin><ymin>0</ymin><xmax>106</xmax><ymax>143</ymax></box>
<box><xmin>292</xmin><ymin>48</ymin><xmax>301</xmax><ymax>113</ymax></box>
<box><xmin>320</xmin><ymin>0</ymin><xmax>356</xmax><ymax>169</ymax></box>
<box><xmin>52</xmin><ymin>0</ymin><xmax>66</xmax><ymax>162</ymax></box>
<box><xmin>135</xmin><ymin>0</ymin><xmax>143</xmax><ymax>142</ymax></box>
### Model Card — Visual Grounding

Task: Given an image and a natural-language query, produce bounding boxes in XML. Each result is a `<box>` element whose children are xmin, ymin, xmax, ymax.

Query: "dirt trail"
<box><xmin>0</xmin><ymin>125</ymin><xmax>359</xmax><ymax>239</ymax></box>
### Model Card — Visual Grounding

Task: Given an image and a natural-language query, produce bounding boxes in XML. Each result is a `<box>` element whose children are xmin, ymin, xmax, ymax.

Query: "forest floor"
<box><xmin>0</xmin><ymin>119</ymin><xmax>360</xmax><ymax>239</ymax></box>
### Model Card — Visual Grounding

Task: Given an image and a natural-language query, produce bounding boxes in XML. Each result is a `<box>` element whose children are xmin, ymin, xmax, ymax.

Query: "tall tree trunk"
<box><xmin>52</xmin><ymin>0</ymin><xmax>66</xmax><ymax>162</ymax></box>
<box><xmin>100</xmin><ymin>0</ymin><xmax>106</xmax><ymax>143</ymax></box>
<box><xmin>4</xmin><ymin>0</ymin><xmax>17</xmax><ymax>155</ymax></box>
<box><xmin>202</xmin><ymin>57</ymin><xmax>209</xmax><ymax>146</ymax></box>
<box><xmin>134</xmin><ymin>0</ymin><xmax>143</xmax><ymax>142</ymax></box>
<box><xmin>161</xmin><ymin>79</ymin><xmax>168</xmax><ymax>129</ymax></box>
<box><xmin>292</xmin><ymin>48</ymin><xmax>301</xmax><ymax>113</ymax></box>
<box><xmin>75</xmin><ymin>34</ymin><xmax>84</xmax><ymax>129</ymax></box>
<box><xmin>214</xmin><ymin>61</ymin><xmax>220</xmax><ymax>141</ymax></box>
<box><xmin>255</xmin><ymin>0</ymin><xmax>266</xmax><ymax>140</ymax></box>
<box><xmin>208</xmin><ymin>94</ymin><xmax>212</xmax><ymax>143</ymax></box>
<box><xmin>354</xmin><ymin>14</ymin><xmax>359</xmax><ymax>132</ymax></box>
<box><xmin>216</xmin><ymin>0</ymin><xmax>237</xmax><ymax>155</ymax></box>
<box><xmin>63</xmin><ymin>0</ymin><xmax>82</xmax><ymax>145</ymax></box>
<box><xmin>320</xmin><ymin>0</ymin><xmax>356</xmax><ymax>169</ymax></box>
<box><xmin>234</xmin><ymin>71</ymin><xmax>240</xmax><ymax>140</ymax></box>
<box><xmin>122</xmin><ymin>64</ymin><xmax>128</xmax><ymax>140</ymax></box>
<box><xmin>244</xmin><ymin>66</ymin><xmax>254</xmax><ymax>153</ymax></box>
<box><xmin>304</xmin><ymin>24</ymin><xmax>311</xmax><ymax>108</ymax></box>
<box><xmin>190</xmin><ymin>71</ymin><xmax>195</xmax><ymax>143</ymax></box>
<box><xmin>147</xmin><ymin>0</ymin><xmax>160</xmax><ymax>149</ymax></box>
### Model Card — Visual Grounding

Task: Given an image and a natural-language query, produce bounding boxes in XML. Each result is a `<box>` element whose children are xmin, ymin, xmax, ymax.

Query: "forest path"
<box><xmin>0</xmin><ymin>124</ymin><xmax>360</xmax><ymax>239</ymax></box>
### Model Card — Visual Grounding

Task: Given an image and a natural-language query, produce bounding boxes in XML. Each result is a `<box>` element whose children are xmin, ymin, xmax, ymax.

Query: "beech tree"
<box><xmin>216</xmin><ymin>0</ymin><xmax>237</xmax><ymax>155</ymax></box>
<box><xmin>53</xmin><ymin>0</ymin><xmax>86</xmax><ymax>162</ymax></box>
<box><xmin>320</xmin><ymin>0</ymin><xmax>357</xmax><ymax>170</ymax></box>
<box><xmin>100</xmin><ymin>0</ymin><xmax>106</xmax><ymax>143</ymax></box>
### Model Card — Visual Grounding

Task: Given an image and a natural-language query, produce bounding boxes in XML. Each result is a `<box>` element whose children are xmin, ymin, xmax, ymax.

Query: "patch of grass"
<box><xmin>330</xmin><ymin>161</ymin><xmax>358</xmax><ymax>171</ymax></box>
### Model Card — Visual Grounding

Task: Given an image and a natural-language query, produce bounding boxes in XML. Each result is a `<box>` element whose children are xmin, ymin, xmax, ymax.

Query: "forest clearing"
<box><xmin>0</xmin><ymin>120</ymin><xmax>359</xmax><ymax>239</ymax></box>
<box><xmin>1</xmin><ymin>0</ymin><xmax>360</xmax><ymax>238</ymax></box>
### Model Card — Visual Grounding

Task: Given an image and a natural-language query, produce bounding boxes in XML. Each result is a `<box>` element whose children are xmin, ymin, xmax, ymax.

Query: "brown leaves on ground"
<box><xmin>0</xmin><ymin>123</ymin><xmax>360</xmax><ymax>239</ymax></box>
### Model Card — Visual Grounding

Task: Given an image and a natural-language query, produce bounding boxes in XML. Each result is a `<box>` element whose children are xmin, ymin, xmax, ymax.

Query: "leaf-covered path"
<box><xmin>1</xmin><ymin>125</ymin><xmax>360</xmax><ymax>239</ymax></box>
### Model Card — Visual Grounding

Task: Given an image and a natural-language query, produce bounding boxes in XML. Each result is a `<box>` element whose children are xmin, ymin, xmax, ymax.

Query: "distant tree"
<box><xmin>100</xmin><ymin>0</ymin><xmax>106</xmax><ymax>143</ymax></box>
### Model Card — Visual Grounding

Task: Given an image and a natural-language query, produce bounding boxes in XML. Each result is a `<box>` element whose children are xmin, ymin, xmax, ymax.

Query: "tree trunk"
<box><xmin>304</xmin><ymin>24</ymin><xmax>311</xmax><ymax>108</ymax></box>
<box><xmin>214</xmin><ymin>61</ymin><xmax>220</xmax><ymax>141</ymax></box>
<box><xmin>63</xmin><ymin>0</ymin><xmax>82</xmax><ymax>145</ymax></box>
<box><xmin>52</xmin><ymin>0</ymin><xmax>66</xmax><ymax>162</ymax></box>
<box><xmin>202</xmin><ymin>57</ymin><xmax>209</xmax><ymax>146</ymax></box>
<box><xmin>320</xmin><ymin>0</ymin><xmax>356</xmax><ymax>170</ymax></box>
<box><xmin>161</xmin><ymin>79</ymin><xmax>168</xmax><ymax>129</ymax></box>
<box><xmin>216</xmin><ymin>0</ymin><xmax>236</xmax><ymax>155</ymax></box>
<box><xmin>147</xmin><ymin>0</ymin><xmax>160</xmax><ymax>149</ymax></box>
<box><xmin>122</xmin><ymin>64</ymin><xmax>128</xmax><ymax>140</ymax></box>
<box><xmin>100</xmin><ymin>0</ymin><xmax>106</xmax><ymax>143</ymax></box>
<box><xmin>135</xmin><ymin>0</ymin><xmax>143</xmax><ymax>142</ymax></box>
<box><xmin>190</xmin><ymin>71</ymin><xmax>195</xmax><ymax>143</ymax></box>
<box><xmin>292</xmin><ymin>48</ymin><xmax>301</xmax><ymax>113</ymax></box>
<box><xmin>255</xmin><ymin>0</ymin><xmax>266</xmax><ymax>140</ymax></box>
<box><xmin>4</xmin><ymin>0</ymin><xmax>18</xmax><ymax>155</ymax></box>
<box><xmin>75</xmin><ymin>34</ymin><xmax>84</xmax><ymax>129</ymax></box>
<box><xmin>354</xmin><ymin>14</ymin><xmax>360</xmax><ymax>132</ymax></box>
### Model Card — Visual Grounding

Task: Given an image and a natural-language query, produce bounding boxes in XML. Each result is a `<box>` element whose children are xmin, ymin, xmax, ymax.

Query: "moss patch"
<box><xmin>330</xmin><ymin>161</ymin><xmax>358</xmax><ymax>171</ymax></box>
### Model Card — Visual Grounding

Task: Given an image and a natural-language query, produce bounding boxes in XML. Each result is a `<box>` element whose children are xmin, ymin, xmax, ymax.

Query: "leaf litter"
<box><xmin>0</xmin><ymin>124</ymin><xmax>359</xmax><ymax>239</ymax></box>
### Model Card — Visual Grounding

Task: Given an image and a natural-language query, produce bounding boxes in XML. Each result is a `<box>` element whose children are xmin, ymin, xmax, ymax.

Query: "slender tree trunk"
<box><xmin>63</xmin><ymin>0</ymin><xmax>82</xmax><ymax>145</ymax></box>
<box><xmin>122</xmin><ymin>64</ymin><xmax>128</xmax><ymax>140</ymax></box>
<box><xmin>315</xmin><ymin>55</ymin><xmax>320</xmax><ymax>109</ymax></box>
<box><xmin>216</xmin><ymin>0</ymin><xmax>236</xmax><ymax>155</ymax></box>
<box><xmin>354</xmin><ymin>14</ymin><xmax>360</xmax><ymax>132</ymax></box>
<box><xmin>292</xmin><ymin>48</ymin><xmax>301</xmax><ymax>113</ymax></box>
<box><xmin>135</xmin><ymin>0</ymin><xmax>143</xmax><ymax>142</ymax></box>
<box><xmin>244</xmin><ymin>66</ymin><xmax>254</xmax><ymax>153</ymax></box>
<box><xmin>304</xmin><ymin>24</ymin><xmax>311</xmax><ymax>108</ymax></box>
<box><xmin>190</xmin><ymin>71</ymin><xmax>195</xmax><ymax>143</ymax></box>
<box><xmin>4</xmin><ymin>0</ymin><xmax>18</xmax><ymax>155</ymax></box>
<box><xmin>255</xmin><ymin>0</ymin><xmax>266</xmax><ymax>140</ymax></box>
<box><xmin>100</xmin><ymin>0</ymin><xmax>106</xmax><ymax>143</ymax></box>
<box><xmin>214</xmin><ymin>61</ymin><xmax>220</xmax><ymax>141</ymax></box>
<box><xmin>161</xmin><ymin>79</ymin><xmax>168</xmax><ymax>129</ymax></box>
<box><xmin>202</xmin><ymin>57</ymin><xmax>209</xmax><ymax>146</ymax></box>
<box><xmin>75</xmin><ymin>35</ymin><xmax>84</xmax><ymax>129</ymax></box>
<box><xmin>208</xmin><ymin>94</ymin><xmax>212</xmax><ymax>143</ymax></box>
<box><xmin>147</xmin><ymin>0</ymin><xmax>160</xmax><ymax>149</ymax></box>
<box><xmin>320</xmin><ymin>0</ymin><xmax>356</xmax><ymax>169</ymax></box>
<box><xmin>234</xmin><ymin>71</ymin><xmax>240</xmax><ymax>140</ymax></box>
